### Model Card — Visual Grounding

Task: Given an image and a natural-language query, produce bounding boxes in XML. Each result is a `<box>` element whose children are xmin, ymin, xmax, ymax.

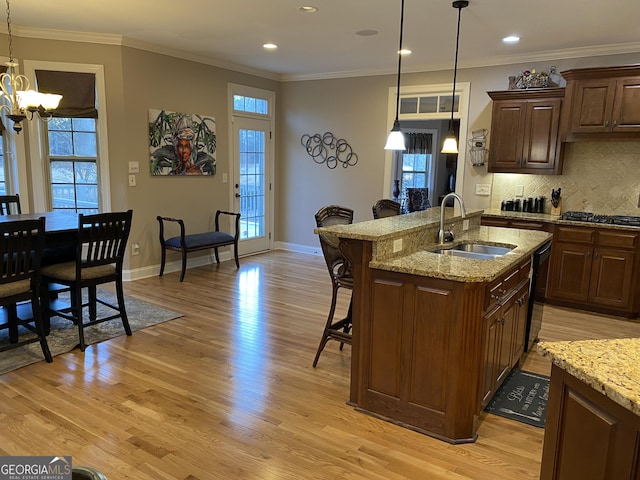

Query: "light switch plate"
<box><xmin>515</xmin><ymin>185</ymin><xmax>524</xmax><ymax>197</ymax></box>
<box><xmin>393</xmin><ymin>238</ymin><xmax>403</xmax><ymax>253</ymax></box>
<box><xmin>128</xmin><ymin>174</ymin><xmax>136</xmax><ymax>187</ymax></box>
<box><xmin>475</xmin><ymin>184</ymin><xmax>491</xmax><ymax>196</ymax></box>
<box><xmin>128</xmin><ymin>161</ymin><xmax>140</xmax><ymax>174</ymax></box>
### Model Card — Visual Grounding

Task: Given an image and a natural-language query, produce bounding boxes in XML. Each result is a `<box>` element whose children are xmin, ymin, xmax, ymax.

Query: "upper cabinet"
<box><xmin>487</xmin><ymin>88</ymin><xmax>565</xmax><ymax>175</ymax></box>
<box><xmin>560</xmin><ymin>65</ymin><xmax>640</xmax><ymax>141</ymax></box>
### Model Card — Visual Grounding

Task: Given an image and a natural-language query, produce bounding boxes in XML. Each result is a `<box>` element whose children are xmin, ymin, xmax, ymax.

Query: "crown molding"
<box><xmin>7</xmin><ymin>25</ymin><xmax>123</xmax><ymax>46</ymax></box>
<box><xmin>120</xmin><ymin>37</ymin><xmax>280</xmax><ymax>81</ymax></box>
<box><xmin>281</xmin><ymin>42</ymin><xmax>640</xmax><ymax>82</ymax></box>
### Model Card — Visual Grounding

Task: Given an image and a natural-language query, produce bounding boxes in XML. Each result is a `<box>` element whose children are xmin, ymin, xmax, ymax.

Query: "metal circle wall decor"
<box><xmin>301</xmin><ymin>132</ymin><xmax>358</xmax><ymax>169</ymax></box>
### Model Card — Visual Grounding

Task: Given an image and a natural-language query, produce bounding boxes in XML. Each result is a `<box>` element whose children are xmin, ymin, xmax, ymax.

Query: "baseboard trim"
<box><xmin>124</xmin><ymin>244</ymin><xmax>320</xmax><ymax>281</ymax></box>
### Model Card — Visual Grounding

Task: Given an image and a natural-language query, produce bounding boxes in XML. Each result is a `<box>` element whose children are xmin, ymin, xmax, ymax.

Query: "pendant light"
<box><xmin>441</xmin><ymin>0</ymin><xmax>469</xmax><ymax>154</ymax></box>
<box><xmin>384</xmin><ymin>0</ymin><xmax>406</xmax><ymax>151</ymax></box>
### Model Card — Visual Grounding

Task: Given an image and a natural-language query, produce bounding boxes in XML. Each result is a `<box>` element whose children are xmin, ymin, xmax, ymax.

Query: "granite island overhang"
<box><xmin>315</xmin><ymin>207</ymin><xmax>552</xmax><ymax>443</ymax></box>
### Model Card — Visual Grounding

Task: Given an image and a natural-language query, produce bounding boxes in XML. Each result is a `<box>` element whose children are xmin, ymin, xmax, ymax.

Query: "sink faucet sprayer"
<box><xmin>438</xmin><ymin>192</ymin><xmax>467</xmax><ymax>244</ymax></box>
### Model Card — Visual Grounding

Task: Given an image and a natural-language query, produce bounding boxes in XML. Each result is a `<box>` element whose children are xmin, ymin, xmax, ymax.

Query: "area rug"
<box><xmin>0</xmin><ymin>290</ymin><xmax>182</xmax><ymax>375</ymax></box>
<box><xmin>484</xmin><ymin>369</ymin><xmax>550</xmax><ymax>427</ymax></box>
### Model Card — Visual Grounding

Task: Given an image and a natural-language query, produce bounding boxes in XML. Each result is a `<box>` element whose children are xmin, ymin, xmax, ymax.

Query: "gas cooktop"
<box><xmin>560</xmin><ymin>211</ymin><xmax>640</xmax><ymax>227</ymax></box>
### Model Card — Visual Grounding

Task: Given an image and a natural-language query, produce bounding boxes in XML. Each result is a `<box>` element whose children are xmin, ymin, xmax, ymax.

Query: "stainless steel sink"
<box><xmin>450</xmin><ymin>243</ymin><xmax>513</xmax><ymax>256</ymax></box>
<box><xmin>431</xmin><ymin>243</ymin><xmax>514</xmax><ymax>260</ymax></box>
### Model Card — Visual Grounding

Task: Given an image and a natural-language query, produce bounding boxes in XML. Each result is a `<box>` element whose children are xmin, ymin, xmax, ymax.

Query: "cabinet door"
<box><xmin>511</xmin><ymin>283</ymin><xmax>530</xmax><ymax>365</ymax></box>
<box><xmin>480</xmin><ymin>306</ymin><xmax>501</xmax><ymax>408</ymax></box>
<box><xmin>548</xmin><ymin>242</ymin><xmax>593</xmax><ymax>302</ymax></box>
<box><xmin>588</xmin><ymin>247</ymin><xmax>635</xmax><ymax>309</ymax></box>
<box><xmin>569</xmin><ymin>78</ymin><xmax>616</xmax><ymax>133</ymax></box>
<box><xmin>488</xmin><ymin>100</ymin><xmax>525</xmax><ymax>171</ymax></box>
<box><xmin>611</xmin><ymin>77</ymin><xmax>640</xmax><ymax>133</ymax></box>
<box><xmin>496</xmin><ymin>299</ymin><xmax>516</xmax><ymax>388</ymax></box>
<box><xmin>522</xmin><ymin>99</ymin><xmax>562</xmax><ymax>171</ymax></box>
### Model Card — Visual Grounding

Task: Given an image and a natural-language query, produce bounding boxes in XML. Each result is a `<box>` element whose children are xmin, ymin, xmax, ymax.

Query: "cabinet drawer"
<box><xmin>597</xmin><ymin>230</ymin><xmax>638</xmax><ymax>249</ymax></box>
<box><xmin>485</xmin><ymin>265</ymin><xmax>521</xmax><ymax>309</ymax></box>
<box><xmin>511</xmin><ymin>221</ymin><xmax>545</xmax><ymax>230</ymax></box>
<box><xmin>556</xmin><ymin>226</ymin><xmax>595</xmax><ymax>244</ymax></box>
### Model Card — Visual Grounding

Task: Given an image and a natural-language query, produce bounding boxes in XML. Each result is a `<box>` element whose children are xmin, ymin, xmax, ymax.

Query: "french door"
<box><xmin>232</xmin><ymin>116</ymin><xmax>272</xmax><ymax>255</ymax></box>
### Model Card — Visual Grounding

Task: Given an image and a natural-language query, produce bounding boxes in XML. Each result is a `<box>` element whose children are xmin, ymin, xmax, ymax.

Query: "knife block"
<box><xmin>550</xmin><ymin>199</ymin><xmax>562</xmax><ymax>216</ymax></box>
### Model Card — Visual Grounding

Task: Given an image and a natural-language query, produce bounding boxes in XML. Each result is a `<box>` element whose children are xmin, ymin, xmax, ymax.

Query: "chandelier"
<box><xmin>0</xmin><ymin>0</ymin><xmax>62</xmax><ymax>133</ymax></box>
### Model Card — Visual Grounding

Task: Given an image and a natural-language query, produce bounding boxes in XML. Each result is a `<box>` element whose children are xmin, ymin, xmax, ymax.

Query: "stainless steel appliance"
<box><xmin>525</xmin><ymin>240</ymin><xmax>551</xmax><ymax>352</ymax></box>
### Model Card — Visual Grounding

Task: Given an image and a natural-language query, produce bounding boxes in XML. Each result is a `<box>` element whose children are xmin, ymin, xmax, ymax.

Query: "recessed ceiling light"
<box><xmin>399</xmin><ymin>48</ymin><xmax>412</xmax><ymax>55</ymax></box>
<box><xmin>356</xmin><ymin>29</ymin><xmax>379</xmax><ymax>36</ymax></box>
<box><xmin>263</xmin><ymin>43</ymin><xmax>278</xmax><ymax>50</ymax></box>
<box><xmin>298</xmin><ymin>6</ymin><xmax>318</xmax><ymax>13</ymax></box>
<box><xmin>503</xmin><ymin>35</ymin><xmax>520</xmax><ymax>44</ymax></box>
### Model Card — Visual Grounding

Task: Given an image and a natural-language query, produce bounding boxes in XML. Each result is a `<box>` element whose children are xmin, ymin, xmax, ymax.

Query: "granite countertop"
<box><xmin>315</xmin><ymin>207</ymin><xmax>482</xmax><ymax>241</ymax></box>
<box><xmin>370</xmin><ymin>226</ymin><xmax>551</xmax><ymax>282</ymax></box>
<box><xmin>483</xmin><ymin>209</ymin><xmax>640</xmax><ymax>231</ymax></box>
<box><xmin>537</xmin><ymin>338</ymin><xmax>640</xmax><ymax>417</ymax></box>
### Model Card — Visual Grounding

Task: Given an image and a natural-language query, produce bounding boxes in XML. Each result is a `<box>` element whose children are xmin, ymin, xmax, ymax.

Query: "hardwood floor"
<box><xmin>1</xmin><ymin>250</ymin><xmax>640</xmax><ymax>479</ymax></box>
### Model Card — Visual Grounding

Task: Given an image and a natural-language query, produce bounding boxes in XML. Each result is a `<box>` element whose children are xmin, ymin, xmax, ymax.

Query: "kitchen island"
<box><xmin>316</xmin><ymin>207</ymin><xmax>552</xmax><ymax>443</ymax></box>
<box><xmin>537</xmin><ymin>338</ymin><xmax>640</xmax><ymax>479</ymax></box>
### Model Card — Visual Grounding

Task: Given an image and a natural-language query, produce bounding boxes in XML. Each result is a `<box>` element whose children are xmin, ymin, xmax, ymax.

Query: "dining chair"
<box><xmin>406</xmin><ymin>187</ymin><xmax>431</xmax><ymax>212</ymax></box>
<box><xmin>41</xmin><ymin>210</ymin><xmax>133</xmax><ymax>352</ymax></box>
<box><xmin>372</xmin><ymin>199</ymin><xmax>401</xmax><ymax>219</ymax></box>
<box><xmin>0</xmin><ymin>217</ymin><xmax>52</xmax><ymax>363</ymax></box>
<box><xmin>0</xmin><ymin>194</ymin><xmax>22</xmax><ymax>215</ymax></box>
<box><xmin>313</xmin><ymin>205</ymin><xmax>354</xmax><ymax>367</ymax></box>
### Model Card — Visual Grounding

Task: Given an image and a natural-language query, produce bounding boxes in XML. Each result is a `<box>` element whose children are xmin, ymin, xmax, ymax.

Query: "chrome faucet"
<box><xmin>438</xmin><ymin>192</ymin><xmax>467</xmax><ymax>244</ymax></box>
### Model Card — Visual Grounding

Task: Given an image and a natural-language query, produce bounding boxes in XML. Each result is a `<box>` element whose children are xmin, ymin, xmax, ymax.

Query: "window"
<box><xmin>401</xmin><ymin>153</ymin><xmax>430</xmax><ymax>189</ymax></box>
<box><xmin>48</xmin><ymin>118</ymin><xmax>98</xmax><ymax>214</ymax></box>
<box><xmin>233</xmin><ymin>95</ymin><xmax>268</xmax><ymax>115</ymax></box>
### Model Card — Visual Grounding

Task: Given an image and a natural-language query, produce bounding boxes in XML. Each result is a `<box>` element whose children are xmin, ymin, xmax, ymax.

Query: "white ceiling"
<box><xmin>6</xmin><ymin>0</ymin><xmax>640</xmax><ymax>81</ymax></box>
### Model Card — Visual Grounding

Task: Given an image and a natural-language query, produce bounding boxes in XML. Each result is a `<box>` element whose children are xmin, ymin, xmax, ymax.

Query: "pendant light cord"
<box><xmin>393</xmin><ymin>0</ymin><xmax>405</xmax><ymax>123</ymax></box>
<box><xmin>449</xmin><ymin>4</ymin><xmax>463</xmax><ymax>131</ymax></box>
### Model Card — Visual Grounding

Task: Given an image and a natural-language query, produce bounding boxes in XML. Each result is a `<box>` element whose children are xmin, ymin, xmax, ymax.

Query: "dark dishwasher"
<box><xmin>525</xmin><ymin>240</ymin><xmax>551</xmax><ymax>352</ymax></box>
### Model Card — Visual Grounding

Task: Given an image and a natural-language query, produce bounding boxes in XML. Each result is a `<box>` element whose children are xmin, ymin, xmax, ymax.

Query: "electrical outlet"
<box><xmin>475</xmin><ymin>184</ymin><xmax>491</xmax><ymax>196</ymax></box>
<box><xmin>131</xmin><ymin>242</ymin><xmax>140</xmax><ymax>256</ymax></box>
<box><xmin>393</xmin><ymin>238</ymin><xmax>403</xmax><ymax>253</ymax></box>
<box><xmin>515</xmin><ymin>185</ymin><xmax>524</xmax><ymax>197</ymax></box>
<box><xmin>463</xmin><ymin>219</ymin><xmax>469</xmax><ymax>231</ymax></box>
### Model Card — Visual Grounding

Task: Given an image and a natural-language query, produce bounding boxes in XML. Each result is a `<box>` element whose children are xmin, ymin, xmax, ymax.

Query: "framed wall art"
<box><xmin>149</xmin><ymin>109</ymin><xmax>217</xmax><ymax>175</ymax></box>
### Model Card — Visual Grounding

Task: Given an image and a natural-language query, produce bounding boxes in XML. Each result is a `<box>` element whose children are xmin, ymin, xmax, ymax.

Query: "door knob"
<box><xmin>235</xmin><ymin>193</ymin><xmax>241</xmax><ymax>198</ymax></box>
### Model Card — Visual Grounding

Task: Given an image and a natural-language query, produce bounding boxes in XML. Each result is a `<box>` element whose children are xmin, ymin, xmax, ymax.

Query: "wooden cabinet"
<box><xmin>487</xmin><ymin>88</ymin><xmax>565</xmax><ymax>174</ymax></box>
<box><xmin>540</xmin><ymin>364</ymin><xmax>640</xmax><ymax>480</ymax></box>
<box><xmin>479</xmin><ymin>262</ymin><xmax>531</xmax><ymax>409</ymax></box>
<box><xmin>547</xmin><ymin>225</ymin><xmax>640</xmax><ymax>316</ymax></box>
<box><xmin>561</xmin><ymin>65</ymin><xmax>640</xmax><ymax>142</ymax></box>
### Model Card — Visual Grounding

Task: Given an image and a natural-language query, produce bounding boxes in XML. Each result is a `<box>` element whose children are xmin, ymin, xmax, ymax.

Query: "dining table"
<box><xmin>0</xmin><ymin>210</ymin><xmax>79</xmax><ymax>248</ymax></box>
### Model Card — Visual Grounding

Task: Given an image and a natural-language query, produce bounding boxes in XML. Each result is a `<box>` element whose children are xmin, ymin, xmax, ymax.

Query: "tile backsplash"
<box><xmin>490</xmin><ymin>142</ymin><xmax>640</xmax><ymax>215</ymax></box>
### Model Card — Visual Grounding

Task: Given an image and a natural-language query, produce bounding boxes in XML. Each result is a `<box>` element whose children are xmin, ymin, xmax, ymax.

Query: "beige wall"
<box><xmin>8</xmin><ymin>32</ymin><xmax>640</xmax><ymax>273</ymax></box>
<box><xmin>280</xmin><ymin>52</ymin><xmax>640</xmax><ymax>249</ymax></box>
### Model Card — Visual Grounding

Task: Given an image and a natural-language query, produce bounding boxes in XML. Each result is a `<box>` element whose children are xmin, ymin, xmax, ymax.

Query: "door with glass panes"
<box><xmin>233</xmin><ymin>116</ymin><xmax>271</xmax><ymax>255</ymax></box>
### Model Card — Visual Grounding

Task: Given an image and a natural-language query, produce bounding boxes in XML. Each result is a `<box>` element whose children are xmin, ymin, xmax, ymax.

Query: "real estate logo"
<box><xmin>0</xmin><ymin>456</ymin><xmax>72</xmax><ymax>480</ymax></box>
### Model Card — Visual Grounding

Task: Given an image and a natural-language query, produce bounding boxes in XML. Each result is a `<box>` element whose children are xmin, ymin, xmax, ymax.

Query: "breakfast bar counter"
<box><xmin>317</xmin><ymin>208</ymin><xmax>552</xmax><ymax>443</ymax></box>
